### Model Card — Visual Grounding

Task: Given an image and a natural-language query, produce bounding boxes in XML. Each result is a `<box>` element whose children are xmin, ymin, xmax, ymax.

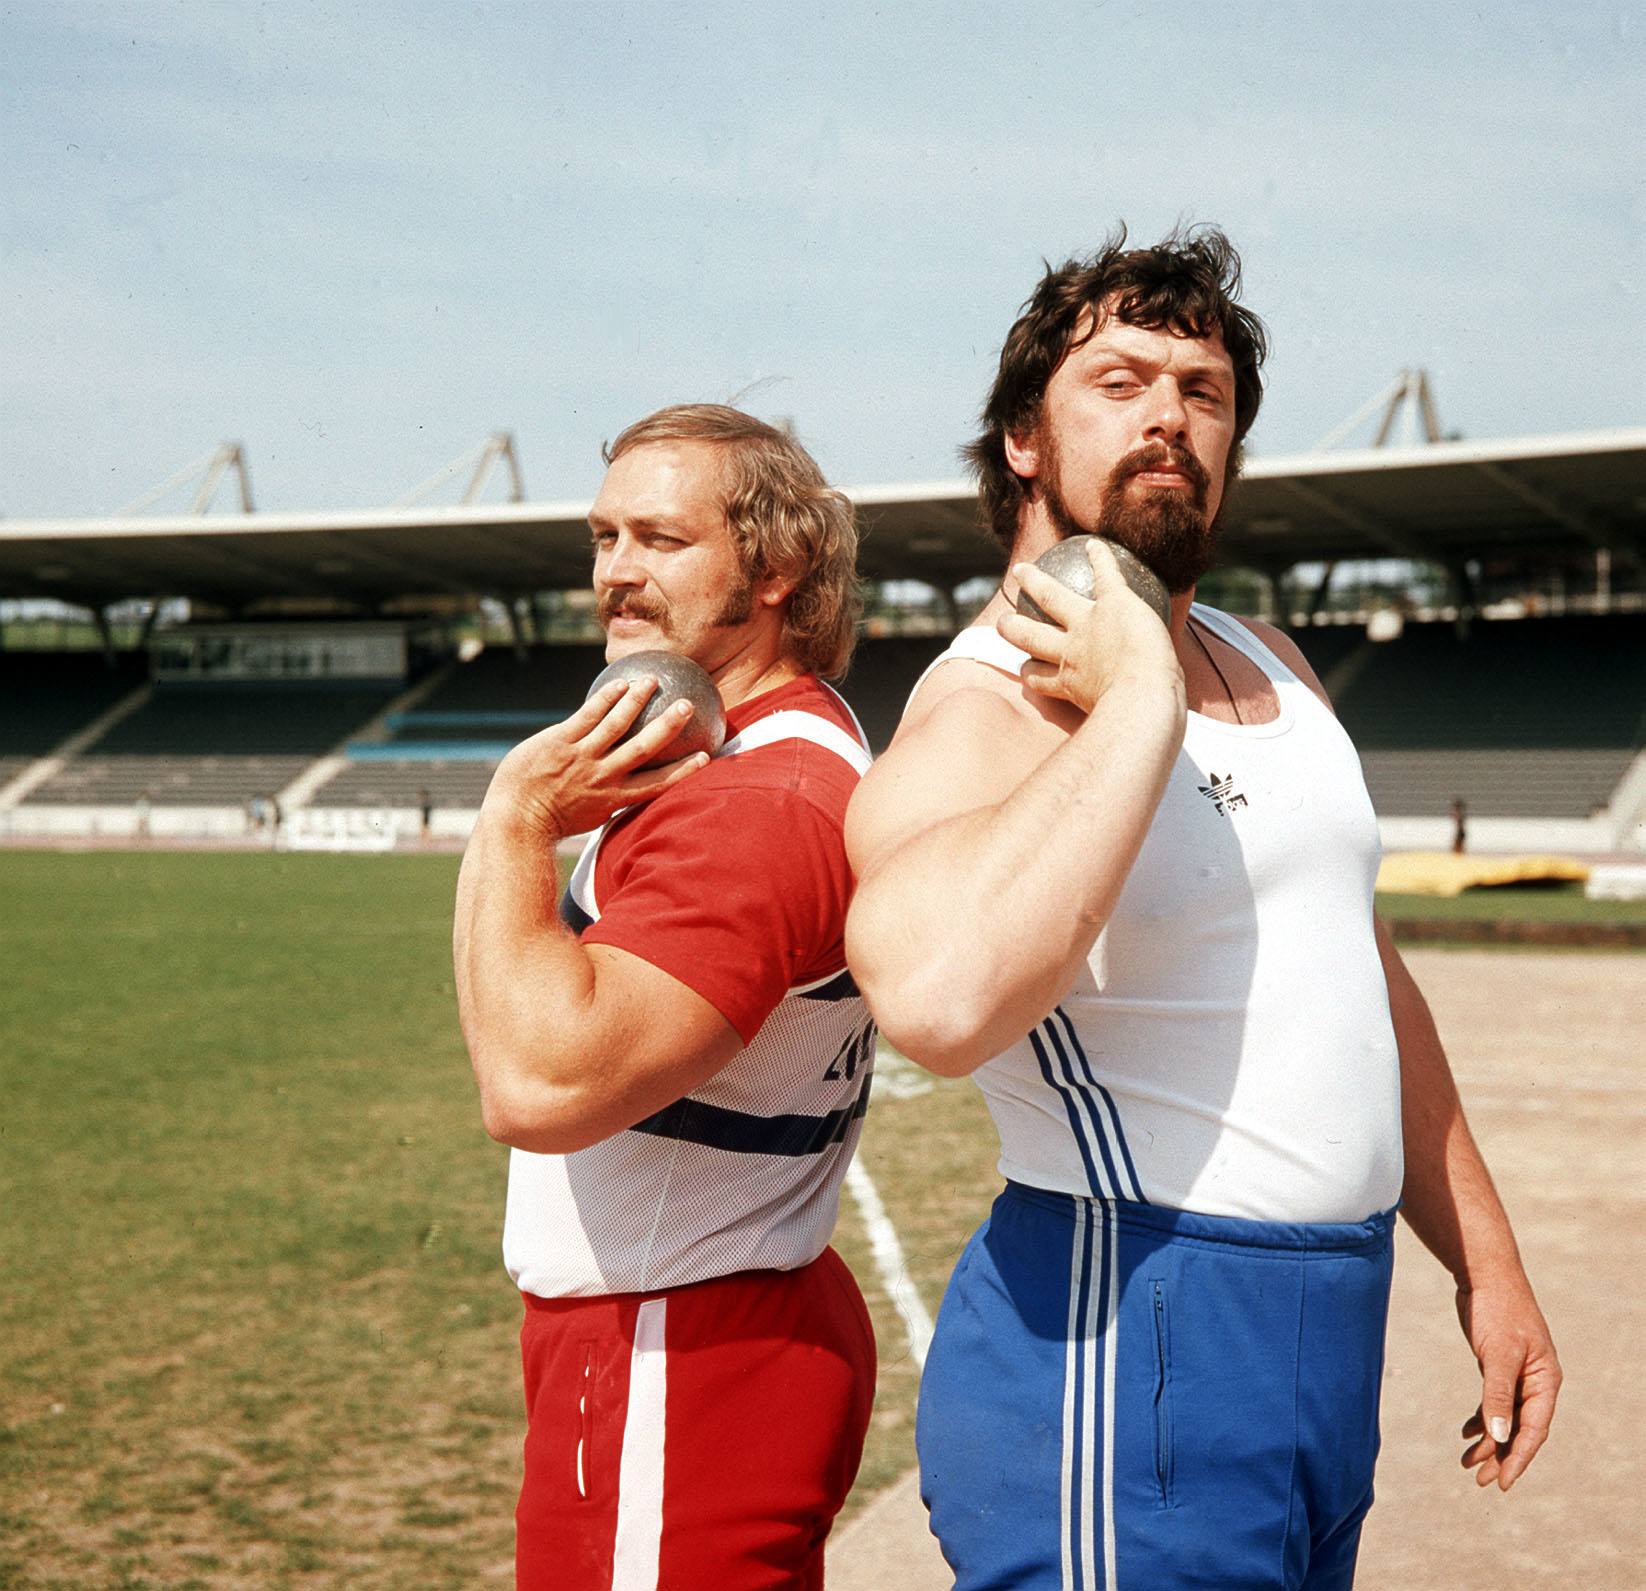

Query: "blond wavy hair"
<box><xmin>603</xmin><ymin>404</ymin><xmax>861</xmax><ymax>678</ymax></box>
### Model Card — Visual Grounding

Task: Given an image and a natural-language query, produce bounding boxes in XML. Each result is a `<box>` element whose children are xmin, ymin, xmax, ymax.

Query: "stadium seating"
<box><xmin>0</xmin><ymin>651</ymin><xmax>146</xmax><ymax>755</ymax></box>
<box><xmin>1292</xmin><ymin>615</ymin><xmax>1646</xmax><ymax>818</ymax></box>
<box><xmin>305</xmin><ymin>639</ymin><xmax>950</xmax><ymax>811</ymax></box>
<box><xmin>8</xmin><ymin>617</ymin><xmax>1642</xmax><ymax>832</ymax></box>
<box><xmin>24</xmin><ymin>682</ymin><xmax>398</xmax><ymax>806</ymax></box>
<box><xmin>305</xmin><ymin>646</ymin><xmax>607</xmax><ymax>809</ymax></box>
<box><xmin>390</xmin><ymin>643</ymin><xmax>606</xmax><ymax>717</ymax></box>
<box><xmin>314</xmin><ymin>759</ymin><xmax>498</xmax><ymax>811</ymax></box>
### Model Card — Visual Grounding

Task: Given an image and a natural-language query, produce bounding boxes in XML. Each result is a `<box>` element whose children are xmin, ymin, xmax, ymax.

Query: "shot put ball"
<box><xmin>1015</xmin><ymin>535</ymin><xmax>1171</xmax><ymax>627</ymax></box>
<box><xmin>586</xmin><ymin>649</ymin><xmax>727</xmax><ymax>768</ymax></box>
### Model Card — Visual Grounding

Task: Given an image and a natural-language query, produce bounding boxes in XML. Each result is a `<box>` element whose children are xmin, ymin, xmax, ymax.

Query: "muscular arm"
<box><xmin>454</xmin><ymin>683</ymin><xmax>741</xmax><ymax>1155</ymax></box>
<box><xmin>845</xmin><ymin>549</ymin><xmax>1186</xmax><ymax>1074</ymax></box>
<box><xmin>1377</xmin><ymin>920</ymin><xmax>1561</xmax><ymax>1488</ymax></box>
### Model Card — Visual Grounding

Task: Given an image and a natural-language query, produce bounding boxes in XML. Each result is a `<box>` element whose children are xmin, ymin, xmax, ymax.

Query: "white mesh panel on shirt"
<box><xmin>504</xmin><ymin>992</ymin><xmax>873</xmax><ymax>1296</ymax></box>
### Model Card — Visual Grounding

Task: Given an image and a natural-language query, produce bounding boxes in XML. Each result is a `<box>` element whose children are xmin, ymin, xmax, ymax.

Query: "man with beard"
<box><xmin>844</xmin><ymin>229</ymin><xmax>1558</xmax><ymax>1589</ymax></box>
<box><xmin>456</xmin><ymin>405</ymin><xmax>877</xmax><ymax>1588</ymax></box>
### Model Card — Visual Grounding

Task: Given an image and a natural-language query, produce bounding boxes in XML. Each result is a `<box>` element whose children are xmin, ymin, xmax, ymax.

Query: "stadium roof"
<box><xmin>3</xmin><ymin>427</ymin><xmax>1642</xmax><ymax>613</ymax></box>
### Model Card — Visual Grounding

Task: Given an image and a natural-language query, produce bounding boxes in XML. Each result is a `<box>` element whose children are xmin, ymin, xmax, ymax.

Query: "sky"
<box><xmin>2</xmin><ymin>0</ymin><xmax>1641</xmax><ymax>520</ymax></box>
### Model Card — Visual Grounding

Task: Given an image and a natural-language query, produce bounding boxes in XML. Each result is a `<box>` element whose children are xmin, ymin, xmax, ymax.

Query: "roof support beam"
<box><xmin>1274</xmin><ymin>478</ymin><xmax>1434</xmax><ymax>561</ymax></box>
<box><xmin>1469</xmin><ymin>460</ymin><xmax>1639</xmax><ymax>558</ymax></box>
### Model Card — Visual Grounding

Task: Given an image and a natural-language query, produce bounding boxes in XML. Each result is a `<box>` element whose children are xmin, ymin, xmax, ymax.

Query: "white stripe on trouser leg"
<box><xmin>1101</xmin><ymin>1203</ymin><xmax>1119</xmax><ymax>1591</ymax></box>
<box><xmin>1060</xmin><ymin>1204</ymin><xmax>1082</xmax><ymax>1591</ymax></box>
<box><xmin>1080</xmin><ymin>1213</ymin><xmax>1099</xmax><ymax>1590</ymax></box>
<box><xmin>611</xmin><ymin>1297</ymin><xmax>668</xmax><ymax>1590</ymax></box>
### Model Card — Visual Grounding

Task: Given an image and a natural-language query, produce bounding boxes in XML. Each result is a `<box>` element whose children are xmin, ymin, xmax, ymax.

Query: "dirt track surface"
<box><xmin>830</xmin><ymin>949</ymin><xmax>1645</xmax><ymax>1589</ymax></box>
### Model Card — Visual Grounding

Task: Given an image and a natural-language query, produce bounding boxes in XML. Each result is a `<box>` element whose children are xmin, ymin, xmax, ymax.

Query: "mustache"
<box><xmin>1111</xmin><ymin>442</ymin><xmax>1210</xmax><ymax>497</ymax></box>
<box><xmin>597</xmin><ymin>590</ymin><xmax>670</xmax><ymax>627</ymax></box>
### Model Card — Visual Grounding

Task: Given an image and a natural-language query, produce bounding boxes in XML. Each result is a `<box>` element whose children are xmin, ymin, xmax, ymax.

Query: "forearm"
<box><xmin>1384</xmin><ymin>928</ymin><xmax>1525</xmax><ymax>1288</ymax></box>
<box><xmin>851</xmin><ymin>676</ymin><xmax>1182</xmax><ymax>1072</ymax></box>
<box><xmin>454</xmin><ymin>791</ymin><xmax>599</xmax><ymax>1138</ymax></box>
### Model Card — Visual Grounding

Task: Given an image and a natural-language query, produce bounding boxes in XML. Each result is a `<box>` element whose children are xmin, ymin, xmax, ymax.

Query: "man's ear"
<box><xmin>1003</xmin><ymin>428</ymin><xmax>1040</xmax><ymax>480</ymax></box>
<box><xmin>756</xmin><ymin>569</ymin><xmax>797</xmax><ymax>608</ymax></box>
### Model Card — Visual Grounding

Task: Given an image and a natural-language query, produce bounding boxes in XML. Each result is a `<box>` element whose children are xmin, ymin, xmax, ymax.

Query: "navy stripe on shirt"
<box><xmin>629</xmin><ymin>1073</ymin><xmax>872</xmax><ymax>1157</ymax></box>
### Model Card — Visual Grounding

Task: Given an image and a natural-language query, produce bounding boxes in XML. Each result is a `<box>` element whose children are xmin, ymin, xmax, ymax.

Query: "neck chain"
<box><xmin>1191</xmin><ymin>621</ymin><xmax>1243</xmax><ymax>725</ymax></box>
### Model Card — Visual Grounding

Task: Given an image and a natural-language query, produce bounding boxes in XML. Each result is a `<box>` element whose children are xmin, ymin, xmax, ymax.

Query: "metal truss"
<box><xmin>115</xmin><ymin>442</ymin><xmax>255</xmax><ymax>515</ymax></box>
<box><xmin>393</xmin><ymin>432</ymin><xmax>526</xmax><ymax>507</ymax></box>
<box><xmin>1312</xmin><ymin>370</ymin><xmax>1446</xmax><ymax>452</ymax></box>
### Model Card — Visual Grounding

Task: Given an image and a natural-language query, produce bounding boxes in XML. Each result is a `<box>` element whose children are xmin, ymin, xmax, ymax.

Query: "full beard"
<box><xmin>1043</xmin><ymin>438</ymin><xmax>1222</xmax><ymax>595</ymax></box>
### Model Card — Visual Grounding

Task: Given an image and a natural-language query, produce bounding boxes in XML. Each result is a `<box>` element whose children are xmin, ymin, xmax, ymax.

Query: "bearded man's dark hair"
<box><xmin>966</xmin><ymin>224</ymin><xmax>1270</xmax><ymax>553</ymax></box>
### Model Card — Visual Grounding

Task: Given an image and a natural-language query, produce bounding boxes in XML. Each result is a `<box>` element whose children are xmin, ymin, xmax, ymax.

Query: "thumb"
<box><xmin>1479</xmin><ymin>1343</ymin><xmax>1520</xmax><ymax>1446</ymax></box>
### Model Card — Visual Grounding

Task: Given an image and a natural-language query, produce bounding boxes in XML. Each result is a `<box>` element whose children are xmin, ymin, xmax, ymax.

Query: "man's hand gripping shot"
<box><xmin>455</xmin><ymin>675</ymin><xmax>734</xmax><ymax>1154</ymax></box>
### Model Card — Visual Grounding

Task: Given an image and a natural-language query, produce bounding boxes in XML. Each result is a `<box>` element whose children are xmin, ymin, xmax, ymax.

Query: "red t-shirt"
<box><xmin>580</xmin><ymin>675</ymin><xmax>864</xmax><ymax>1044</ymax></box>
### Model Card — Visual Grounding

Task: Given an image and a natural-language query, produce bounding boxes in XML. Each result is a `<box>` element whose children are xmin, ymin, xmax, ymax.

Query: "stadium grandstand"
<box><xmin>2</xmin><ymin>400</ymin><xmax>1643</xmax><ymax>856</ymax></box>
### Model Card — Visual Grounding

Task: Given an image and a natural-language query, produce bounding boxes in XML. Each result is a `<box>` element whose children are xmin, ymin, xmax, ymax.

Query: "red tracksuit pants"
<box><xmin>516</xmin><ymin>1247</ymin><xmax>876</xmax><ymax>1590</ymax></box>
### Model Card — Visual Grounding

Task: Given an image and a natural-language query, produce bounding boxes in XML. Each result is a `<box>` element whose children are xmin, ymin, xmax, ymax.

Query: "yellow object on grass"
<box><xmin>1375</xmin><ymin>851</ymin><xmax>1591</xmax><ymax>898</ymax></box>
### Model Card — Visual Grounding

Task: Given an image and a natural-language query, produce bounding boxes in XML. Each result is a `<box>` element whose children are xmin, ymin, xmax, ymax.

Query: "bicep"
<box><xmin>585</xmin><ymin>944</ymin><xmax>745</xmax><ymax>1105</ymax></box>
<box><xmin>846</xmin><ymin>685</ymin><xmax>1041</xmax><ymax>880</ymax></box>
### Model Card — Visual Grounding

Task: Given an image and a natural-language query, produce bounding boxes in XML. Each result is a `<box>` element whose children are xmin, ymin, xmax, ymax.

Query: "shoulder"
<box><xmin>847</xmin><ymin>648</ymin><xmax>1064</xmax><ymax>878</ymax></box>
<box><xmin>627</xmin><ymin>753</ymin><xmax>854</xmax><ymax>846</ymax></box>
<box><xmin>609</xmin><ymin>698</ymin><xmax>862</xmax><ymax>859</ymax></box>
<box><xmin>1232</xmin><ymin>616</ymin><xmax>1335</xmax><ymax>712</ymax></box>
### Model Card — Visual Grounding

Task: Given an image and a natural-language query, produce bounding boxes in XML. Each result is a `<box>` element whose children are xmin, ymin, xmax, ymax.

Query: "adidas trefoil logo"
<box><xmin>1197</xmin><ymin>771</ymin><xmax>1249</xmax><ymax>817</ymax></box>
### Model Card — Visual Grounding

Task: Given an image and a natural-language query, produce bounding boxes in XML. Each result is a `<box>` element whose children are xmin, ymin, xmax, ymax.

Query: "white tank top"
<box><xmin>919</xmin><ymin>605</ymin><xmax>1403</xmax><ymax>1223</ymax></box>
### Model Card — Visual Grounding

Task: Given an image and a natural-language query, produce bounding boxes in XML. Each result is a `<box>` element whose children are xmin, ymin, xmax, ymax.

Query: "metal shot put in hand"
<box><xmin>1014</xmin><ymin>533</ymin><xmax>1171</xmax><ymax>628</ymax></box>
<box><xmin>584</xmin><ymin>649</ymin><xmax>727</xmax><ymax>768</ymax></box>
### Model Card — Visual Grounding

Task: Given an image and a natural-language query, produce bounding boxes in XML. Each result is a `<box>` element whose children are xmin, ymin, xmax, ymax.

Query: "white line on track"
<box><xmin>845</xmin><ymin>1158</ymin><xmax>935</xmax><ymax>1369</ymax></box>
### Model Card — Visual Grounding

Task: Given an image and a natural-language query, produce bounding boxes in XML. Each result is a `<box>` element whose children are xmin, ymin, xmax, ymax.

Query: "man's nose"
<box><xmin>600</xmin><ymin>534</ymin><xmax>645</xmax><ymax>586</ymax></box>
<box><xmin>1141</xmin><ymin>380</ymin><xmax>1189</xmax><ymax>444</ymax></box>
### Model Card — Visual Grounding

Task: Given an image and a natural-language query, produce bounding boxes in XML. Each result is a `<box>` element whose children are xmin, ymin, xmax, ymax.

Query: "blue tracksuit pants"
<box><xmin>917</xmin><ymin>1184</ymin><xmax>1396</xmax><ymax>1590</ymax></box>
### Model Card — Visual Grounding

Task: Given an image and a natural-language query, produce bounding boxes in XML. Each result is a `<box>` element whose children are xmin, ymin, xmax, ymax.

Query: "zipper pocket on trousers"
<box><xmin>1151</xmin><ymin>1279</ymin><xmax>1175</xmax><ymax>1507</ymax></box>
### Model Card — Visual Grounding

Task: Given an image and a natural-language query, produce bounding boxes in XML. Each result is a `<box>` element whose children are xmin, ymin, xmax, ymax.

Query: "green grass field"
<box><xmin>0</xmin><ymin>852</ymin><xmax>997</xmax><ymax>1589</ymax></box>
<box><xmin>2</xmin><ymin>851</ymin><xmax>1637</xmax><ymax>1586</ymax></box>
<box><xmin>1378</xmin><ymin>881</ymin><xmax>1646</xmax><ymax>927</ymax></box>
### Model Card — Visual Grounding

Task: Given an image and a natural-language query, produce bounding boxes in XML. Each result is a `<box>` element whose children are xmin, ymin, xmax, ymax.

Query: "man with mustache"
<box><xmin>845</xmin><ymin>229</ymin><xmax>1559</xmax><ymax>1588</ymax></box>
<box><xmin>456</xmin><ymin>405</ymin><xmax>876</xmax><ymax>1588</ymax></box>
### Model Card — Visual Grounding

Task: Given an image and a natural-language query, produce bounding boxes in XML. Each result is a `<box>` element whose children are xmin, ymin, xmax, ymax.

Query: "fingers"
<box><xmin>579</xmin><ymin>677</ymin><xmax>661</xmax><ymax>752</ymax></box>
<box><xmin>613</xmin><ymin>747</ymin><xmax>712</xmax><ymax>803</ymax></box>
<box><xmin>606</xmin><ymin>696</ymin><xmax>697</xmax><ymax>770</ymax></box>
<box><xmin>555</xmin><ymin>677</ymin><xmax>631</xmax><ymax>739</ymax></box>
<box><xmin>1011</xmin><ymin>560</ymin><xmax>1087</xmax><ymax>630</ymax></box>
<box><xmin>1081</xmin><ymin>536</ymin><xmax>1128</xmax><ymax>594</ymax></box>
<box><xmin>1478</xmin><ymin>1345</ymin><xmax>1521</xmax><ymax>1457</ymax></box>
<box><xmin>996</xmin><ymin>608</ymin><xmax>1071</xmax><ymax>663</ymax></box>
<box><xmin>1458</xmin><ymin>1361</ymin><xmax>1561</xmax><ymax>1491</ymax></box>
<box><xmin>1460</xmin><ymin>1409</ymin><xmax>1502</xmax><ymax>1486</ymax></box>
<box><xmin>1497</xmin><ymin>1404</ymin><xmax>1552</xmax><ymax>1488</ymax></box>
<box><xmin>1497</xmin><ymin>1362</ymin><xmax>1561</xmax><ymax>1490</ymax></box>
